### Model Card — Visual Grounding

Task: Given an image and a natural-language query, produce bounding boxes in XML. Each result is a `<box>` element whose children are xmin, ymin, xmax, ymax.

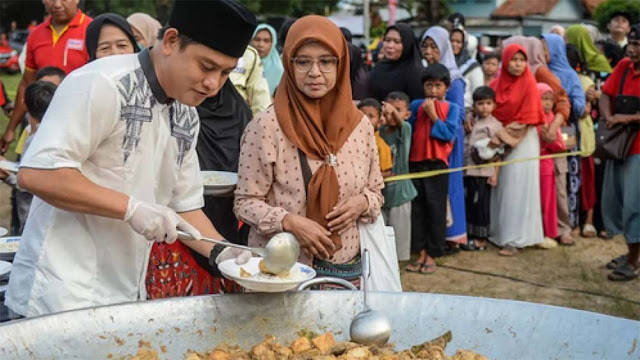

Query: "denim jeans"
<box><xmin>601</xmin><ymin>154</ymin><xmax>640</xmax><ymax>244</ymax></box>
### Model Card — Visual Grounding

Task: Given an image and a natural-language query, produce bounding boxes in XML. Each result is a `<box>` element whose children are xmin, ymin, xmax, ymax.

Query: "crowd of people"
<box><xmin>0</xmin><ymin>0</ymin><xmax>637</xmax><ymax>320</ymax></box>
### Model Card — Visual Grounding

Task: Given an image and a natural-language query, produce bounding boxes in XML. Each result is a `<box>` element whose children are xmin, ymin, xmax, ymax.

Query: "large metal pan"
<box><xmin>0</xmin><ymin>292</ymin><xmax>637</xmax><ymax>359</ymax></box>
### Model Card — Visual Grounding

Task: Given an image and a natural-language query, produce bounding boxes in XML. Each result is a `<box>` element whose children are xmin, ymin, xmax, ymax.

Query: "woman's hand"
<box><xmin>326</xmin><ymin>194</ymin><xmax>368</xmax><ymax>235</ymax></box>
<box><xmin>282</xmin><ymin>213</ymin><xmax>335</xmax><ymax>259</ymax></box>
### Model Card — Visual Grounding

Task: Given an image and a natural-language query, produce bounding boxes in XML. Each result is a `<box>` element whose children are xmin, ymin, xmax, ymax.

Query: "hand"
<box><xmin>464</xmin><ymin>116</ymin><xmax>475</xmax><ymax>133</ymax></box>
<box><xmin>0</xmin><ymin>129</ymin><xmax>15</xmax><ymax>155</ymax></box>
<box><xmin>487</xmin><ymin>174</ymin><xmax>498</xmax><ymax>187</ymax></box>
<box><xmin>215</xmin><ymin>247</ymin><xmax>252</xmax><ymax>265</ymax></box>
<box><xmin>423</xmin><ymin>99</ymin><xmax>438</xmax><ymax>122</ymax></box>
<box><xmin>124</xmin><ymin>197</ymin><xmax>199</xmax><ymax>244</ymax></box>
<box><xmin>488</xmin><ymin>136</ymin><xmax>501</xmax><ymax>149</ymax></box>
<box><xmin>606</xmin><ymin>114</ymin><xmax>626</xmax><ymax>128</ymax></box>
<box><xmin>381</xmin><ymin>102</ymin><xmax>396</xmax><ymax>126</ymax></box>
<box><xmin>2</xmin><ymin>103</ymin><xmax>14</xmax><ymax>117</ymax></box>
<box><xmin>542</xmin><ymin>127</ymin><xmax>557</xmax><ymax>143</ymax></box>
<box><xmin>283</xmin><ymin>213</ymin><xmax>335</xmax><ymax>259</ymax></box>
<box><xmin>326</xmin><ymin>194</ymin><xmax>368</xmax><ymax>235</ymax></box>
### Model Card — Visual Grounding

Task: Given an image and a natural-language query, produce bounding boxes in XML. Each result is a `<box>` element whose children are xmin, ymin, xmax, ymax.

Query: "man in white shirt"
<box><xmin>5</xmin><ymin>0</ymin><xmax>257</xmax><ymax>318</ymax></box>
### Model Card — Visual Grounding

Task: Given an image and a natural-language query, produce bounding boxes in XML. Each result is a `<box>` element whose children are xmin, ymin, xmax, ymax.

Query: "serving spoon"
<box><xmin>176</xmin><ymin>230</ymin><xmax>300</xmax><ymax>275</ymax></box>
<box><xmin>349</xmin><ymin>249</ymin><xmax>392</xmax><ymax>346</ymax></box>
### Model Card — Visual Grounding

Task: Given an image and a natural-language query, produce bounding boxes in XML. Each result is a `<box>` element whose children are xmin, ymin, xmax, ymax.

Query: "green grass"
<box><xmin>1</xmin><ymin>72</ymin><xmax>23</xmax><ymax>161</ymax></box>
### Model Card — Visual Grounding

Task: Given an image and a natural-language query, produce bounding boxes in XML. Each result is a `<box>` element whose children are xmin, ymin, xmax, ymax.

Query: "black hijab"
<box><xmin>196</xmin><ymin>80</ymin><xmax>252</xmax><ymax>172</ymax></box>
<box><xmin>368</xmin><ymin>23</ymin><xmax>424</xmax><ymax>101</ymax></box>
<box><xmin>85</xmin><ymin>13</ymin><xmax>140</xmax><ymax>61</ymax></box>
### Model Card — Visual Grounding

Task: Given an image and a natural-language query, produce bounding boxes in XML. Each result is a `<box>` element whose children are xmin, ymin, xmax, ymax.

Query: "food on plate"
<box><xmin>203</xmin><ymin>173</ymin><xmax>234</xmax><ymax>186</ymax></box>
<box><xmin>258</xmin><ymin>259</ymin><xmax>290</xmax><ymax>277</ymax></box>
<box><xmin>126</xmin><ymin>331</ymin><xmax>488</xmax><ymax>359</ymax></box>
<box><xmin>0</xmin><ymin>242</ymin><xmax>19</xmax><ymax>253</ymax></box>
<box><xmin>239</xmin><ymin>267</ymin><xmax>252</xmax><ymax>278</ymax></box>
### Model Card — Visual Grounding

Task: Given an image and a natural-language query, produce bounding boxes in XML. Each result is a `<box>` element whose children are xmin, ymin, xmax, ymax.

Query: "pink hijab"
<box><xmin>502</xmin><ymin>36</ymin><xmax>547</xmax><ymax>74</ymax></box>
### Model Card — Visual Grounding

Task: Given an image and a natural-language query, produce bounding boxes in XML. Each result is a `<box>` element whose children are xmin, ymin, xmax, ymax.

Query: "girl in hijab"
<box><xmin>451</xmin><ymin>28</ymin><xmax>484</xmax><ymax>109</ymax></box>
<box><xmin>235</xmin><ymin>16</ymin><xmax>384</xmax><ymax>287</ymax></box>
<box><xmin>126</xmin><ymin>13</ymin><xmax>162</xmax><ymax>49</ymax></box>
<box><xmin>368</xmin><ymin>23</ymin><xmax>424</xmax><ymax>101</ymax></box>
<box><xmin>415</xmin><ymin>25</ymin><xmax>468</xmax><ymax>246</ymax></box>
<box><xmin>85</xmin><ymin>13</ymin><xmax>140</xmax><ymax>61</ymax></box>
<box><xmin>566</xmin><ymin>25</ymin><xmax>613</xmax><ymax>76</ymax></box>
<box><xmin>251</xmin><ymin>24</ymin><xmax>284</xmax><ymax>97</ymax></box>
<box><xmin>503</xmin><ymin>36</ymin><xmax>576</xmax><ymax>246</ymax></box>
<box><xmin>489</xmin><ymin>44</ymin><xmax>546</xmax><ymax>256</ymax></box>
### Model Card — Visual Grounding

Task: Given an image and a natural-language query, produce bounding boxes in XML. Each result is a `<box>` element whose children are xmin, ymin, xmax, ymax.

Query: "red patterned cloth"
<box><xmin>145</xmin><ymin>241</ymin><xmax>241</xmax><ymax>299</ymax></box>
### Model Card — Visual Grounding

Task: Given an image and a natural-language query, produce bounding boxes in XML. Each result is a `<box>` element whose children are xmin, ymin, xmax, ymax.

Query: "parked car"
<box><xmin>9</xmin><ymin>30</ymin><xmax>29</xmax><ymax>52</ymax></box>
<box><xmin>0</xmin><ymin>43</ymin><xmax>19</xmax><ymax>73</ymax></box>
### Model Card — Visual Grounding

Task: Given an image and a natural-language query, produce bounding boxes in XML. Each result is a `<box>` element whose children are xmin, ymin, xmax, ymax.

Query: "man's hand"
<box><xmin>2</xmin><ymin>102</ymin><xmax>14</xmax><ymax>117</ymax></box>
<box><xmin>124</xmin><ymin>197</ymin><xmax>200</xmax><ymax>244</ymax></box>
<box><xmin>283</xmin><ymin>213</ymin><xmax>335</xmax><ymax>259</ymax></box>
<box><xmin>0</xmin><ymin>129</ymin><xmax>15</xmax><ymax>155</ymax></box>
<box><xmin>423</xmin><ymin>99</ymin><xmax>438</xmax><ymax>122</ymax></box>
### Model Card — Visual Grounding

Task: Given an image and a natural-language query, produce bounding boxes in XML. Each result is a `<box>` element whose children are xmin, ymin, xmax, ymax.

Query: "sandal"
<box><xmin>499</xmin><ymin>245</ymin><xmax>518</xmax><ymax>257</ymax></box>
<box><xmin>419</xmin><ymin>263</ymin><xmax>437</xmax><ymax>274</ymax></box>
<box><xmin>599</xmin><ymin>230</ymin><xmax>612</xmax><ymax>240</ymax></box>
<box><xmin>460</xmin><ymin>239</ymin><xmax>485</xmax><ymax>251</ymax></box>
<box><xmin>608</xmin><ymin>263</ymin><xmax>639</xmax><ymax>282</ymax></box>
<box><xmin>606</xmin><ymin>255</ymin><xmax>628</xmax><ymax>270</ymax></box>
<box><xmin>406</xmin><ymin>261</ymin><xmax>426</xmax><ymax>273</ymax></box>
<box><xmin>558</xmin><ymin>234</ymin><xmax>575</xmax><ymax>246</ymax></box>
<box><xmin>582</xmin><ymin>224</ymin><xmax>597</xmax><ymax>238</ymax></box>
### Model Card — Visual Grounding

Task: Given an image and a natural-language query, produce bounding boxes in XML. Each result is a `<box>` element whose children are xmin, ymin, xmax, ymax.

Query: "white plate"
<box><xmin>0</xmin><ymin>237</ymin><xmax>20</xmax><ymax>254</ymax></box>
<box><xmin>0</xmin><ymin>261</ymin><xmax>11</xmax><ymax>277</ymax></box>
<box><xmin>0</xmin><ymin>227</ymin><xmax>7</xmax><ymax>237</ymax></box>
<box><xmin>201</xmin><ymin>171</ymin><xmax>238</xmax><ymax>196</ymax></box>
<box><xmin>0</xmin><ymin>160</ymin><xmax>19</xmax><ymax>173</ymax></box>
<box><xmin>219</xmin><ymin>257</ymin><xmax>315</xmax><ymax>292</ymax></box>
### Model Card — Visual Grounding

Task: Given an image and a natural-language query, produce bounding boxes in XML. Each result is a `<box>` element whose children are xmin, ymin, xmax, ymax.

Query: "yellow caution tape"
<box><xmin>384</xmin><ymin>150</ymin><xmax>587</xmax><ymax>183</ymax></box>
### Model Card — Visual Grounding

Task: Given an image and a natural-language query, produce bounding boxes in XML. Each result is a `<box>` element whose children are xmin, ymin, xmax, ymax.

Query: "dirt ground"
<box><xmin>400</xmin><ymin>236</ymin><xmax>640</xmax><ymax>320</ymax></box>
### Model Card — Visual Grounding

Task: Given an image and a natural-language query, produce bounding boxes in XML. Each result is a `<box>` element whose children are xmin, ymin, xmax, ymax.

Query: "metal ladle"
<box><xmin>349</xmin><ymin>249</ymin><xmax>392</xmax><ymax>346</ymax></box>
<box><xmin>177</xmin><ymin>230</ymin><xmax>300</xmax><ymax>275</ymax></box>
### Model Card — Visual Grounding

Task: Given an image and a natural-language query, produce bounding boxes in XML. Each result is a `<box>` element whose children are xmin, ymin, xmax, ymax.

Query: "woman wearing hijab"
<box><xmin>415</xmin><ymin>25</ymin><xmax>468</xmax><ymax>246</ymax></box>
<box><xmin>451</xmin><ymin>28</ymin><xmax>483</xmax><ymax>109</ymax></box>
<box><xmin>251</xmin><ymin>24</ymin><xmax>284</xmax><ymax>97</ymax></box>
<box><xmin>503</xmin><ymin>36</ymin><xmax>576</xmax><ymax>246</ymax></box>
<box><xmin>126</xmin><ymin>13</ymin><xmax>162</xmax><ymax>49</ymax></box>
<box><xmin>341</xmin><ymin>27</ymin><xmax>369</xmax><ymax>100</ymax></box>
<box><xmin>368</xmin><ymin>23</ymin><xmax>424</xmax><ymax>101</ymax></box>
<box><xmin>234</xmin><ymin>16</ymin><xmax>383</xmax><ymax>288</ymax></box>
<box><xmin>489</xmin><ymin>44</ymin><xmax>546</xmax><ymax>256</ymax></box>
<box><xmin>566</xmin><ymin>25</ymin><xmax>613</xmax><ymax>76</ymax></box>
<box><xmin>85</xmin><ymin>13</ymin><xmax>140</xmax><ymax>61</ymax></box>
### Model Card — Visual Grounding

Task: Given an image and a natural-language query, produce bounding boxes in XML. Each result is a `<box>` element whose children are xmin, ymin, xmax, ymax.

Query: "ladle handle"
<box><xmin>176</xmin><ymin>230</ymin><xmax>255</xmax><ymax>253</ymax></box>
<box><xmin>362</xmin><ymin>248</ymin><xmax>370</xmax><ymax>308</ymax></box>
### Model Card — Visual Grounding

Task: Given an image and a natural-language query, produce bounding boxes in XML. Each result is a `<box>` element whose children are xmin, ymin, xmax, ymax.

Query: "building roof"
<box><xmin>582</xmin><ymin>0</ymin><xmax>606</xmax><ymax>15</ymax></box>
<box><xmin>492</xmin><ymin>0</ymin><xmax>559</xmax><ymax>18</ymax></box>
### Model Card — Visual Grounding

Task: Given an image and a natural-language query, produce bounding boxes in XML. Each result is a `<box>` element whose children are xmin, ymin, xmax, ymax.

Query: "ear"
<box><xmin>161</xmin><ymin>28</ymin><xmax>181</xmax><ymax>56</ymax></box>
<box><xmin>402</xmin><ymin>109</ymin><xmax>412</xmax><ymax>120</ymax></box>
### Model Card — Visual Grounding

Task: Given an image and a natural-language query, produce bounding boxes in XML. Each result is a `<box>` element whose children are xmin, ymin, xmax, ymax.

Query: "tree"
<box><xmin>81</xmin><ymin>0</ymin><xmax>158</xmax><ymax>18</ymax></box>
<box><xmin>238</xmin><ymin>0</ymin><xmax>340</xmax><ymax>17</ymax></box>
<box><xmin>414</xmin><ymin>0</ymin><xmax>452</xmax><ymax>25</ymax></box>
<box><xmin>593</xmin><ymin>0</ymin><xmax>640</xmax><ymax>32</ymax></box>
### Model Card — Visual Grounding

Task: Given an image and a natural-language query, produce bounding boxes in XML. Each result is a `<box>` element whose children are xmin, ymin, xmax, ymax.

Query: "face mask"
<box><xmin>137</xmin><ymin>42</ymin><xmax>146</xmax><ymax>50</ymax></box>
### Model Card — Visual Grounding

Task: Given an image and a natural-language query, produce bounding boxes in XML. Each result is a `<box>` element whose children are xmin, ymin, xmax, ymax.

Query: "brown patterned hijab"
<box><xmin>274</xmin><ymin>15</ymin><xmax>363</xmax><ymax>254</ymax></box>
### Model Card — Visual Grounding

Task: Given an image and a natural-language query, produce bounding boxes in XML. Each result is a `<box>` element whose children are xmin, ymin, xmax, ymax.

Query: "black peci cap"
<box><xmin>168</xmin><ymin>0</ymin><xmax>257</xmax><ymax>58</ymax></box>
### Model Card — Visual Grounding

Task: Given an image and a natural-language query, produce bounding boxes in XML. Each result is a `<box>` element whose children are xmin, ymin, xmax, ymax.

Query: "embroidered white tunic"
<box><xmin>5</xmin><ymin>50</ymin><xmax>204</xmax><ymax>317</ymax></box>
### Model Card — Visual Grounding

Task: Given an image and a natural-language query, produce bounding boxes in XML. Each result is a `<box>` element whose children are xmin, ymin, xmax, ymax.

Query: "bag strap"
<box><xmin>618</xmin><ymin>67</ymin><xmax>631</xmax><ymax>95</ymax></box>
<box><xmin>297</xmin><ymin>148</ymin><xmax>312</xmax><ymax>196</ymax></box>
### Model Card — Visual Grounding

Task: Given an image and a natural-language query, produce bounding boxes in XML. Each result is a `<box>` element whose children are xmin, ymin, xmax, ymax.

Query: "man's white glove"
<box><xmin>215</xmin><ymin>247</ymin><xmax>252</xmax><ymax>265</ymax></box>
<box><xmin>124</xmin><ymin>197</ymin><xmax>201</xmax><ymax>243</ymax></box>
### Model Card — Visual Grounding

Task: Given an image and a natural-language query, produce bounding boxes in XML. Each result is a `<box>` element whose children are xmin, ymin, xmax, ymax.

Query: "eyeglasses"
<box><xmin>291</xmin><ymin>56</ymin><xmax>339</xmax><ymax>73</ymax></box>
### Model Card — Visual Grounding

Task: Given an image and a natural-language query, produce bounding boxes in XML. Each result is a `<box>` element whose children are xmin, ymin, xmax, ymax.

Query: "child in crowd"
<box><xmin>537</xmin><ymin>83</ymin><xmax>566</xmax><ymax>248</ymax></box>
<box><xmin>0</xmin><ymin>80</ymin><xmax>57</xmax><ymax>232</ymax></box>
<box><xmin>407</xmin><ymin>64</ymin><xmax>460</xmax><ymax>274</ymax></box>
<box><xmin>462</xmin><ymin>86</ymin><xmax>502</xmax><ymax>251</ymax></box>
<box><xmin>358</xmin><ymin>98</ymin><xmax>393</xmax><ymax>177</ymax></box>
<box><xmin>481</xmin><ymin>53</ymin><xmax>500</xmax><ymax>85</ymax></box>
<box><xmin>379</xmin><ymin>91</ymin><xmax>417</xmax><ymax>262</ymax></box>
